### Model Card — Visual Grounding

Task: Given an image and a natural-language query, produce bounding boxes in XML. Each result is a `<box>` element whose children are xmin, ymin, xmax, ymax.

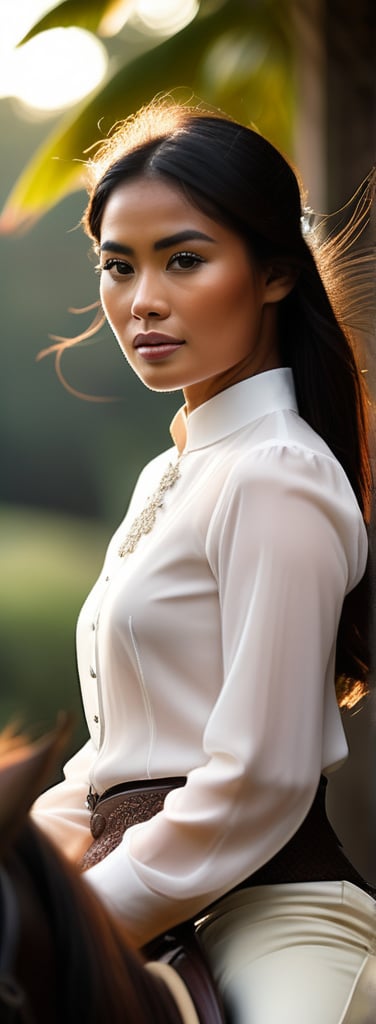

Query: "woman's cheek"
<box><xmin>100</xmin><ymin>284</ymin><xmax>122</xmax><ymax>332</ymax></box>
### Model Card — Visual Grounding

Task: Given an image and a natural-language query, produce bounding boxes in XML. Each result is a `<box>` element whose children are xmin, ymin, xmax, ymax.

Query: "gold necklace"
<box><xmin>118</xmin><ymin>457</ymin><xmax>181</xmax><ymax>558</ymax></box>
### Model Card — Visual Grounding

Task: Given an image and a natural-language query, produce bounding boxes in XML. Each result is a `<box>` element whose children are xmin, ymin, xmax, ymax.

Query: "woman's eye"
<box><xmin>167</xmin><ymin>251</ymin><xmax>204</xmax><ymax>271</ymax></box>
<box><xmin>100</xmin><ymin>258</ymin><xmax>133</xmax><ymax>276</ymax></box>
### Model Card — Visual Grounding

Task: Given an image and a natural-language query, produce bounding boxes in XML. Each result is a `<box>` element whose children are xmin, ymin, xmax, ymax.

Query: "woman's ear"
<box><xmin>264</xmin><ymin>263</ymin><xmax>298</xmax><ymax>304</ymax></box>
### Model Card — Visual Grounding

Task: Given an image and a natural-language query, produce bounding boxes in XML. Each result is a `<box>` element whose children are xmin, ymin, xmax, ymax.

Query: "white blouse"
<box><xmin>32</xmin><ymin>368</ymin><xmax>368</xmax><ymax>945</ymax></box>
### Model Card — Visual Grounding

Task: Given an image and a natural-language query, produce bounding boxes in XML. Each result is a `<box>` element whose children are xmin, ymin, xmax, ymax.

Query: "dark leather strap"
<box><xmin>145</xmin><ymin>925</ymin><xmax>227</xmax><ymax>1024</ymax></box>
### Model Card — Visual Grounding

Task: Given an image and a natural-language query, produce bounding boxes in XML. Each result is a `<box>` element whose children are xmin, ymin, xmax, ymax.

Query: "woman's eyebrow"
<box><xmin>100</xmin><ymin>230</ymin><xmax>216</xmax><ymax>256</ymax></box>
<box><xmin>100</xmin><ymin>240</ymin><xmax>132</xmax><ymax>255</ymax></box>
<box><xmin>154</xmin><ymin>230</ymin><xmax>216</xmax><ymax>250</ymax></box>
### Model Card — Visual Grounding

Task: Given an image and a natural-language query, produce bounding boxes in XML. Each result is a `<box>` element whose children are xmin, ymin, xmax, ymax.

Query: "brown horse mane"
<box><xmin>10</xmin><ymin>819</ymin><xmax>176</xmax><ymax>1024</ymax></box>
<box><xmin>0</xmin><ymin>724</ymin><xmax>182</xmax><ymax>1024</ymax></box>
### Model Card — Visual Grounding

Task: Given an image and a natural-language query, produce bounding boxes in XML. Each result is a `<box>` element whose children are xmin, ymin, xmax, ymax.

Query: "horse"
<box><xmin>0</xmin><ymin>720</ymin><xmax>225</xmax><ymax>1024</ymax></box>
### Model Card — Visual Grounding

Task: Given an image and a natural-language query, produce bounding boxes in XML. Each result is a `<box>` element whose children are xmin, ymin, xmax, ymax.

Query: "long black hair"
<box><xmin>59</xmin><ymin>101</ymin><xmax>375</xmax><ymax>706</ymax></box>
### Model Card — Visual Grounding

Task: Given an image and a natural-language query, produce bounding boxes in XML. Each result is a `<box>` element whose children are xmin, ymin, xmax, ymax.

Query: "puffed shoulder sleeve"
<box><xmin>84</xmin><ymin>442</ymin><xmax>367</xmax><ymax>945</ymax></box>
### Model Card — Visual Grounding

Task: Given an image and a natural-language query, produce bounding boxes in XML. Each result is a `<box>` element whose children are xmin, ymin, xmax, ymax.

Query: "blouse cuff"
<box><xmin>83</xmin><ymin>837</ymin><xmax>194</xmax><ymax>946</ymax></box>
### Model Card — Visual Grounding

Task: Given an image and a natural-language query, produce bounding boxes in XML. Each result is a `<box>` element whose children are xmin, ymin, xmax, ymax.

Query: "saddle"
<box><xmin>145</xmin><ymin>922</ymin><xmax>226</xmax><ymax>1024</ymax></box>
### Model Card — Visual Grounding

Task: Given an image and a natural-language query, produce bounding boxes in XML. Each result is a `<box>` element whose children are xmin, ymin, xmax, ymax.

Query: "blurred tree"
<box><xmin>324</xmin><ymin>0</ymin><xmax>376</xmax><ymax>888</ymax></box>
<box><xmin>293</xmin><ymin>0</ymin><xmax>375</xmax><ymax>206</ymax></box>
<box><xmin>0</xmin><ymin>0</ymin><xmax>294</xmax><ymax>231</ymax></box>
<box><xmin>292</xmin><ymin>0</ymin><xmax>376</xmax><ymax>886</ymax></box>
<box><xmin>325</xmin><ymin>0</ymin><xmax>375</xmax><ymax>206</ymax></box>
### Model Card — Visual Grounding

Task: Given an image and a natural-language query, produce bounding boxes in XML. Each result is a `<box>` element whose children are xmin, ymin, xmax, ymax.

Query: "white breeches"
<box><xmin>199</xmin><ymin>881</ymin><xmax>376</xmax><ymax>1024</ymax></box>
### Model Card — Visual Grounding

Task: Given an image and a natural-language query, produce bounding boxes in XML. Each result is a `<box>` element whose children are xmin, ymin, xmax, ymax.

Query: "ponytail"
<box><xmin>278</xmin><ymin>176</ymin><xmax>375</xmax><ymax>706</ymax></box>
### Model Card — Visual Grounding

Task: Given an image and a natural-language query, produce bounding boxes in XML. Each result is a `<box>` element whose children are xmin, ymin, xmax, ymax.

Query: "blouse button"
<box><xmin>105</xmin><ymin>575</ymin><xmax>110</xmax><ymax>582</ymax></box>
<box><xmin>93</xmin><ymin>715</ymin><xmax>99</xmax><ymax>724</ymax></box>
<box><xmin>91</xmin><ymin>622</ymin><xmax>96</xmax><ymax>631</ymax></box>
<box><xmin>90</xmin><ymin>666</ymin><xmax>97</xmax><ymax>679</ymax></box>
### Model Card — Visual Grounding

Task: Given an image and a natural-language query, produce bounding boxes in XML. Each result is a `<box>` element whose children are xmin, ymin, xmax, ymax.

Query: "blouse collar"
<box><xmin>170</xmin><ymin>367</ymin><xmax>298</xmax><ymax>454</ymax></box>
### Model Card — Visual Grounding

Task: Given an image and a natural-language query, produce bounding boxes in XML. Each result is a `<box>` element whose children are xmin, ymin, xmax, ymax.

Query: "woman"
<box><xmin>32</xmin><ymin>101</ymin><xmax>376</xmax><ymax>1022</ymax></box>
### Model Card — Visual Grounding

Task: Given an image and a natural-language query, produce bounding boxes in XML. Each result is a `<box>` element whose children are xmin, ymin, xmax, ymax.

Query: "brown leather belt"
<box><xmin>81</xmin><ymin>777</ymin><xmax>186</xmax><ymax>870</ymax></box>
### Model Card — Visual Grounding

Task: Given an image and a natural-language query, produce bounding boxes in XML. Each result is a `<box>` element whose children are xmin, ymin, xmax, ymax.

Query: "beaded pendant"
<box><xmin>118</xmin><ymin>459</ymin><xmax>181</xmax><ymax>558</ymax></box>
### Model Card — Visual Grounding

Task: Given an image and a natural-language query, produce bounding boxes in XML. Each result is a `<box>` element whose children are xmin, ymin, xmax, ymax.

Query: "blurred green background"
<box><xmin>0</xmin><ymin>0</ymin><xmax>375</xmax><ymax>878</ymax></box>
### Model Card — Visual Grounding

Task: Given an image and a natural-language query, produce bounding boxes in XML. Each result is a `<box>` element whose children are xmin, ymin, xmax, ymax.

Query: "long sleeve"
<box><xmin>31</xmin><ymin>739</ymin><xmax>94</xmax><ymax>860</ymax></box>
<box><xmin>85</xmin><ymin>441</ymin><xmax>366</xmax><ymax>945</ymax></box>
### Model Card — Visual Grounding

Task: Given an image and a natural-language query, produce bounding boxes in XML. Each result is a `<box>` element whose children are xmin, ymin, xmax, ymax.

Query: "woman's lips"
<box><xmin>133</xmin><ymin>332</ymin><xmax>185</xmax><ymax>361</ymax></box>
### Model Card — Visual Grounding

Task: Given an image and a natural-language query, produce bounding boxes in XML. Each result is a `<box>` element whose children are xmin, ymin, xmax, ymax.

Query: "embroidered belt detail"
<box><xmin>81</xmin><ymin>777</ymin><xmax>186</xmax><ymax>870</ymax></box>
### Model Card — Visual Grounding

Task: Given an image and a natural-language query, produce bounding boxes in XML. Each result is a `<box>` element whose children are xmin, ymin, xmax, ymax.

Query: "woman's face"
<box><xmin>98</xmin><ymin>176</ymin><xmax>281</xmax><ymax>411</ymax></box>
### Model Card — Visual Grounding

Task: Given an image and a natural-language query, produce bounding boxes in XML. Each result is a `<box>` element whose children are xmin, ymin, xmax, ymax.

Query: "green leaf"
<box><xmin>1</xmin><ymin>0</ymin><xmax>293</xmax><ymax>232</ymax></box>
<box><xmin>17</xmin><ymin>0</ymin><xmax>132</xmax><ymax>44</ymax></box>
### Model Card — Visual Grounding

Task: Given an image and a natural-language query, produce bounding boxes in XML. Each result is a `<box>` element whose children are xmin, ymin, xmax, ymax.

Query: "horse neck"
<box><xmin>5</xmin><ymin>822</ymin><xmax>181</xmax><ymax>1024</ymax></box>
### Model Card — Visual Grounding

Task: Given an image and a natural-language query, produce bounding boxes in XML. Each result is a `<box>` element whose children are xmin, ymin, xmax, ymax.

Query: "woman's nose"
<box><xmin>131</xmin><ymin>274</ymin><xmax>169</xmax><ymax>320</ymax></box>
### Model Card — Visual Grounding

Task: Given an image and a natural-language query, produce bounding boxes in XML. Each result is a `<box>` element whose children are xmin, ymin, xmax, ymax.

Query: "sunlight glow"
<box><xmin>2</xmin><ymin>29</ymin><xmax>108</xmax><ymax>112</ymax></box>
<box><xmin>0</xmin><ymin>0</ymin><xmax>108</xmax><ymax>113</ymax></box>
<box><xmin>136</xmin><ymin>0</ymin><xmax>199</xmax><ymax>35</ymax></box>
<box><xmin>0</xmin><ymin>0</ymin><xmax>198</xmax><ymax>115</ymax></box>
